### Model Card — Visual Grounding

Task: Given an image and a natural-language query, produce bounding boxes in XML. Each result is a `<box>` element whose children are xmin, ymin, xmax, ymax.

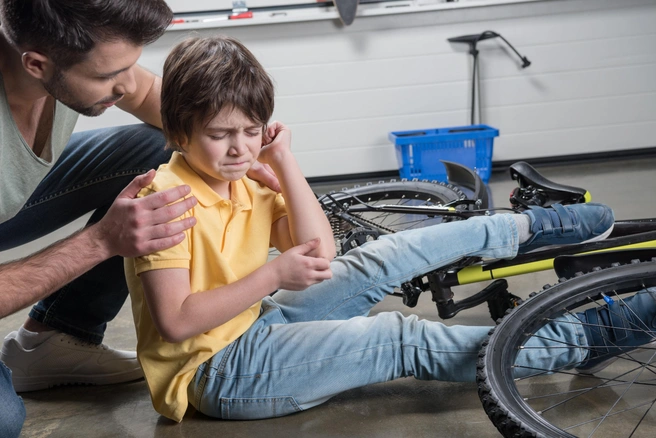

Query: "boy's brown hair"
<box><xmin>161</xmin><ymin>35</ymin><xmax>275</xmax><ymax>152</ymax></box>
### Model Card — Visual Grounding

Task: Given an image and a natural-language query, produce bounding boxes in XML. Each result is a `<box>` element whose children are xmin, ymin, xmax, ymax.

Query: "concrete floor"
<box><xmin>1</xmin><ymin>157</ymin><xmax>655</xmax><ymax>438</ymax></box>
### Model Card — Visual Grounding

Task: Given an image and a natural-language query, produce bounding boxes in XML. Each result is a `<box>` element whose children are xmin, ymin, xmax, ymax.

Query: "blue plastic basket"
<box><xmin>389</xmin><ymin>124</ymin><xmax>499</xmax><ymax>183</ymax></box>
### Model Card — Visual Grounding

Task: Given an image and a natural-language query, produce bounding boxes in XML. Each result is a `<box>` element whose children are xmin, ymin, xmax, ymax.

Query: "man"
<box><xmin>0</xmin><ymin>1</ymin><xmax>277</xmax><ymax>436</ymax></box>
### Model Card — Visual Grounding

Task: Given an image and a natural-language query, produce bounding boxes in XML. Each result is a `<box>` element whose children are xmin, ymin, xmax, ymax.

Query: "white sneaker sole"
<box><xmin>12</xmin><ymin>368</ymin><xmax>144</xmax><ymax>392</ymax></box>
<box><xmin>581</xmin><ymin>223</ymin><xmax>614</xmax><ymax>244</ymax></box>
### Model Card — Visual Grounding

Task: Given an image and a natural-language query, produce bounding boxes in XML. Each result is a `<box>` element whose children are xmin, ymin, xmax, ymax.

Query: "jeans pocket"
<box><xmin>220</xmin><ymin>396</ymin><xmax>302</xmax><ymax>420</ymax></box>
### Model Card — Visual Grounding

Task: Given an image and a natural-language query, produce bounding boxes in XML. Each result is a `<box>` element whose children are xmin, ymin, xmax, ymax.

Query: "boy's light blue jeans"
<box><xmin>188</xmin><ymin>215</ymin><xmax>587</xmax><ymax>420</ymax></box>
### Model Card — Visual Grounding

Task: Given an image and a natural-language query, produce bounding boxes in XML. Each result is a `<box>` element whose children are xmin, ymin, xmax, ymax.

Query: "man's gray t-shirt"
<box><xmin>0</xmin><ymin>72</ymin><xmax>79</xmax><ymax>224</ymax></box>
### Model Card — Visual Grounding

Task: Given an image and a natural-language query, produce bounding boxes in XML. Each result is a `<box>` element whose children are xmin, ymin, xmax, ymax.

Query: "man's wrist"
<box><xmin>83</xmin><ymin>223</ymin><xmax>115</xmax><ymax>262</ymax></box>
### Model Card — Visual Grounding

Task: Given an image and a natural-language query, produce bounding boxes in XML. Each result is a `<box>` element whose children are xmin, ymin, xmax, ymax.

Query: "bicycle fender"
<box><xmin>441</xmin><ymin>160</ymin><xmax>489</xmax><ymax>209</ymax></box>
<box><xmin>554</xmin><ymin>248</ymin><xmax>656</xmax><ymax>279</ymax></box>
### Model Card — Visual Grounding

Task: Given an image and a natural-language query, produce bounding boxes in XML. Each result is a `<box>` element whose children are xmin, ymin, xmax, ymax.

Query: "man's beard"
<box><xmin>43</xmin><ymin>69</ymin><xmax>120</xmax><ymax>117</ymax></box>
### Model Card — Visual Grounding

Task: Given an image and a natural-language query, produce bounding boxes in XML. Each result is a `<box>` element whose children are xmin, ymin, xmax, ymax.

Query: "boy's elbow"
<box><xmin>323</xmin><ymin>246</ymin><xmax>337</xmax><ymax>261</ymax></box>
<box><xmin>157</xmin><ymin>322</ymin><xmax>188</xmax><ymax>344</ymax></box>
<box><xmin>160</xmin><ymin>330</ymin><xmax>187</xmax><ymax>344</ymax></box>
<box><xmin>320</xmin><ymin>237</ymin><xmax>337</xmax><ymax>260</ymax></box>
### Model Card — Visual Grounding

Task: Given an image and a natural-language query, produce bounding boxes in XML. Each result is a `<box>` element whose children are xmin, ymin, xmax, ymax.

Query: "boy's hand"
<box><xmin>259</xmin><ymin>121</ymin><xmax>292</xmax><ymax>167</ymax></box>
<box><xmin>272</xmin><ymin>238</ymin><xmax>332</xmax><ymax>290</ymax></box>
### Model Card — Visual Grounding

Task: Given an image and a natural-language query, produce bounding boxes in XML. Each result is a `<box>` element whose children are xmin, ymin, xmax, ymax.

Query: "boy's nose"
<box><xmin>229</xmin><ymin>136</ymin><xmax>248</xmax><ymax>155</ymax></box>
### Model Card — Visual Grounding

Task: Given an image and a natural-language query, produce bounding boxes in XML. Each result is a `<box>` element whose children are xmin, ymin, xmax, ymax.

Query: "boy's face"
<box><xmin>182</xmin><ymin>107</ymin><xmax>263</xmax><ymax>194</ymax></box>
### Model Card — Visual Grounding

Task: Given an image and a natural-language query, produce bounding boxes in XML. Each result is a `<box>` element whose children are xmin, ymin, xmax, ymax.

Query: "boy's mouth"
<box><xmin>225</xmin><ymin>161</ymin><xmax>248</xmax><ymax>168</ymax></box>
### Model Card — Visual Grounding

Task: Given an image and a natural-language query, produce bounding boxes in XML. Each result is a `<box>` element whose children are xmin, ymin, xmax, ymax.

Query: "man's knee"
<box><xmin>108</xmin><ymin>124</ymin><xmax>171</xmax><ymax>168</ymax></box>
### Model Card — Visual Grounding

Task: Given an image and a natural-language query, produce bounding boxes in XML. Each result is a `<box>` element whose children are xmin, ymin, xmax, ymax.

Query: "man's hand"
<box><xmin>247</xmin><ymin>161</ymin><xmax>281</xmax><ymax>193</ymax></box>
<box><xmin>92</xmin><ymin>170</ymin><xmax>197</xmax><ymax>258</ymax></box>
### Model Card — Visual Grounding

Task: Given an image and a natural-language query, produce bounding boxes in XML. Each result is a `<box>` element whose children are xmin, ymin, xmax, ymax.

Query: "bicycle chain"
<box><xmin>329</xmin><ymin>211</ymin><xmax>396</xmax><ymax>237</ymax></box>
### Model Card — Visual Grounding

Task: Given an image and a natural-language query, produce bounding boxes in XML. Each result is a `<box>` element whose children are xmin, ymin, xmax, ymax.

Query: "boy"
<box><xmin>126</xmin><ymin>35</ymin><xmax>655</xmax><ymax>423</ymax></box>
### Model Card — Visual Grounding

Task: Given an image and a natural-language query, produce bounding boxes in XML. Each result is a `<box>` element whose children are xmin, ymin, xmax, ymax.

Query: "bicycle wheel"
<box><xmin>477</xmin><ymin>261</ymin><xmax>656</xmax><ymax>438</ymax></box>
<box><xmin>319</xmin><ymin>180</ymin><xmax>467</xmax><ymax>253</ymax></box>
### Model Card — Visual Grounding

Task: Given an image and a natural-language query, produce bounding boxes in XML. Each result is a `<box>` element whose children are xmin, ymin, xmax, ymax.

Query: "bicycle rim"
<box><xmin>477</xmin><ymin>261</ymin><xmax>656</xmax><ymax>438</ymax></box>
<box><xmin>320</xmin><ymin>180</ymin><xmax>466</xmax><ymax>250</ymax></box>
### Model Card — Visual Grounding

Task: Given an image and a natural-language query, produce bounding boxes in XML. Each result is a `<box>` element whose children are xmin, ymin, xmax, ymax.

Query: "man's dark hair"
<box><xmin>161</xmin><ymin>35</ymin><xmax>275</xmax><ymax>152</ymax></box>
<box><xmin>0</xmin><ymin>0</ymin><xmax>172</xmax><ymax>69</ymax></box>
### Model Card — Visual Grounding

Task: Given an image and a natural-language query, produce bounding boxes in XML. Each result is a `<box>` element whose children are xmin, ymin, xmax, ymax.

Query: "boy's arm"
<box><xmin>262</xmin><ymin>122</ymin><xmax>336</xmax><ymax>260</ymax></box>
<box><xmin>140</xmin><ymin>239</ymin><xmax>330</xmax><ymax>343</ymax></box>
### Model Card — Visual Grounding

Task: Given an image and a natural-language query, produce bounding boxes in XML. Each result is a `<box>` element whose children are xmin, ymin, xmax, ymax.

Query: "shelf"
<box><xmin>167</xmin><ymin>0</ymin><xmax>547</xmax><ymax>31</ymax></box>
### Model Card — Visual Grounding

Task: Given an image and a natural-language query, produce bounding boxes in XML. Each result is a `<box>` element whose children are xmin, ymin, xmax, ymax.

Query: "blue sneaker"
<box><xmin>576</xmin><ymin>289</ymin><xmax>656</xmax><ymax>374</ymax></box>
<box><xmin>519</xmin><ymin>203</ymin><xmax>614</xmax><ymax>252</ymax></box>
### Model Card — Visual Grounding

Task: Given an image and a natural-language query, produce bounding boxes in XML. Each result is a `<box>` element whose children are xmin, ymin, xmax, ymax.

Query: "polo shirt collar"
<box><xmin>168</xmin><ymin>153</ymin><xmax>253</xmax><ymax>210</ymax></box>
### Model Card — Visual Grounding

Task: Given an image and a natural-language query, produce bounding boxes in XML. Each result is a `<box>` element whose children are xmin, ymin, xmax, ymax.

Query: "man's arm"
<box><xmin>0</xmin><ymin>228</ymin><xmax>109</xmax><ymax>318</ymax></box>
<box><xmin>0</xmin><ymin>170</ymin><xmax>197</xmax><ymax>319</ymax></box>
<box><xmin>116</xmin><ymin>65</ymin><xmax>162</xmax><ymax>128</ymax></box>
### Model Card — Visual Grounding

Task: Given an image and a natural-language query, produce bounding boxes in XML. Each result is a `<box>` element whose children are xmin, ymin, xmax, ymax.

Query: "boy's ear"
<box><xmin>178</xmin><ymin>137</ymin><xmax>190</xmax><ymax>152</ymax></box>
<box><xmin>262</xmin><ymin>125</ymin><xmax>271</xmax><ymax>145</ymax></box>
<box><xmin>21</xmin><ymin>50</ymin><xmax>56</xmax><ymax>81</ymax></box>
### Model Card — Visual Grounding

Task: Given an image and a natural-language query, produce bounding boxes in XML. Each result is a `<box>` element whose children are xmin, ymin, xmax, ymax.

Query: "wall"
<box><xmin>75</xmin><ymin>0</ymin><xmax>656</xmax><ymax>178</ymax></box>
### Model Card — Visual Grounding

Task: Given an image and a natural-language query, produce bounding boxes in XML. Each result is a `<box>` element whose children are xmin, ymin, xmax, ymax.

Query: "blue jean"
<box><xmin>188</xmin><ymin>215</ymin><xmax>587</xmax><ymax>420</ymax></box>
<box><xmin>0</xmin><ymin>124</ymin><xmax>170</xmax><ymax>344</ymax></box>
<box><xmin>0</xmin><ymin>361</ymin><xmax>25</xmax><ymax>438</ymax></box>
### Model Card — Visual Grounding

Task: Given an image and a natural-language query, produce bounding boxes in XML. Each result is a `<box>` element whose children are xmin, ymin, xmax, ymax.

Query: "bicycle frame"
<box><xmin>323</xmin><ymin>161</ymin><xmax>656</xmax><ymax>323</ymax></box>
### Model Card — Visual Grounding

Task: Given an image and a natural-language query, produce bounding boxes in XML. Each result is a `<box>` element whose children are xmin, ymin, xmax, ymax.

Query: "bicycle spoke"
<box><xmin>628</xmin><ymin>397</ymin><xmax>656</xmax><ymax>437</ymax></box>
<box><xmin>519</xmin><ymin>364</ymin><xmax>655</xmax><ymax>415</ymax></box>
<box><xmin>560</xmin><ymin>399</ymin><xmax>656</xmax><ymax>432</ymax></box>
<box><xmin>478</xmin><ymin>266</ymin><xmax>656</xmax><ymax>438</ymax></box>
<box><xmin>587</xmin><ymin>348</ymin><xmax>656</xmax><ymax>436</ymax></box>
<box><xmin>524</xmin><ymin>380</ymin><xmax>652</xmax><ymax>402</ymax></box>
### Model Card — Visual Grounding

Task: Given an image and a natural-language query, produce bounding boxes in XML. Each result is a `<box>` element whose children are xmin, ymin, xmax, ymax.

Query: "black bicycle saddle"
<box><xmin>509</xmin><ymin>161</ymin><xmax>589</xmax><ymax>206</ymax></box>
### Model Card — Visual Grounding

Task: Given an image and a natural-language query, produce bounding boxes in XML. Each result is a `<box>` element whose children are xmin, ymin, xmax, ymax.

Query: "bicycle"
<box><xmin>314</xmin><ymin>160</ymin><xmax>656</xmax><ymax>437</ymax></box>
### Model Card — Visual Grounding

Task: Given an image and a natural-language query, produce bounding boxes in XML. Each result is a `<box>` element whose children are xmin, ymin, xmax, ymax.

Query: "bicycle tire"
<box><xmin>320</xmin><ymin>179</ymin><xmax>467</xmax><ymax>253</ymax></box>
<box><xmin>477</xmin><ymin>260</ymin><xmax>656</xmax><ymax>438</ymax></box>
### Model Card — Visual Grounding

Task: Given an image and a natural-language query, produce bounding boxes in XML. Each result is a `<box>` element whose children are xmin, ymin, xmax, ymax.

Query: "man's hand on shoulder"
<box><xmin>91</xmin><ymin>170</ymin><xmax>197</xmax><ymax>258</ymax></box>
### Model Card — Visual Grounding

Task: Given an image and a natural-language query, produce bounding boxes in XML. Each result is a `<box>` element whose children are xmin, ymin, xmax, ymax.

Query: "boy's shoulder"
<box><xmin>138</xmin><ymin>153</ymin><xmax>188</xmax><ymax>198</ymax></box>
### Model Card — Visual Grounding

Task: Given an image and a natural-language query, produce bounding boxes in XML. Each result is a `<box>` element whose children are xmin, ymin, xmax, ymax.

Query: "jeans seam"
<box><xmin>214</xmin><ymin>341</ymin><xmax>237</xmax><ymax>376</ymax></box>
<box><xmin>224</xmin><ymin>342</ymin><xmax>402</xmax><ymax>379</ymax></box>
<box><xmin>22</xmin><ymin>168</ymin><xmax>151</xmax><ymax>210</ymax></box>
<box><xmin>194</xmin><ymin>368</ymin><xmax>208</xmax><ymax>408</ymax></box>
<box><xmin>29</xmin><ymin>299</ymin><xmax>104</xmax><ymax>345</ymax></box>
<box><xmin>319</xmin><ymin>258</ymin><xmax>385</xmax><ymax>321</ymax></box>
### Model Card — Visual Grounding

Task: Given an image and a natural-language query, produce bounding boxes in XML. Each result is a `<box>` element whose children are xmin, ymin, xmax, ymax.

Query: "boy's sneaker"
<box><xmin>0</xmin><ymin>329</ymin><xmax>143</xmax><ymax>392</ymax></box>
<box><xmin>519</xmin><ymin>203</ymin><xmax>614</xmax><ymax>252</ymax></box>
<box><xmin>576</xmin><ymin>289</ymin><xmax>656</xmax><ymax>374</ymax></box>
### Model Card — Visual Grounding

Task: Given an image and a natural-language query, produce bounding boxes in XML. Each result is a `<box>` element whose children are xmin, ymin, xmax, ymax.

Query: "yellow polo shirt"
<box><xmin>125</xmin><ymin>152</ymin><xmax>287</xmax><ymax>422</ymax></box>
